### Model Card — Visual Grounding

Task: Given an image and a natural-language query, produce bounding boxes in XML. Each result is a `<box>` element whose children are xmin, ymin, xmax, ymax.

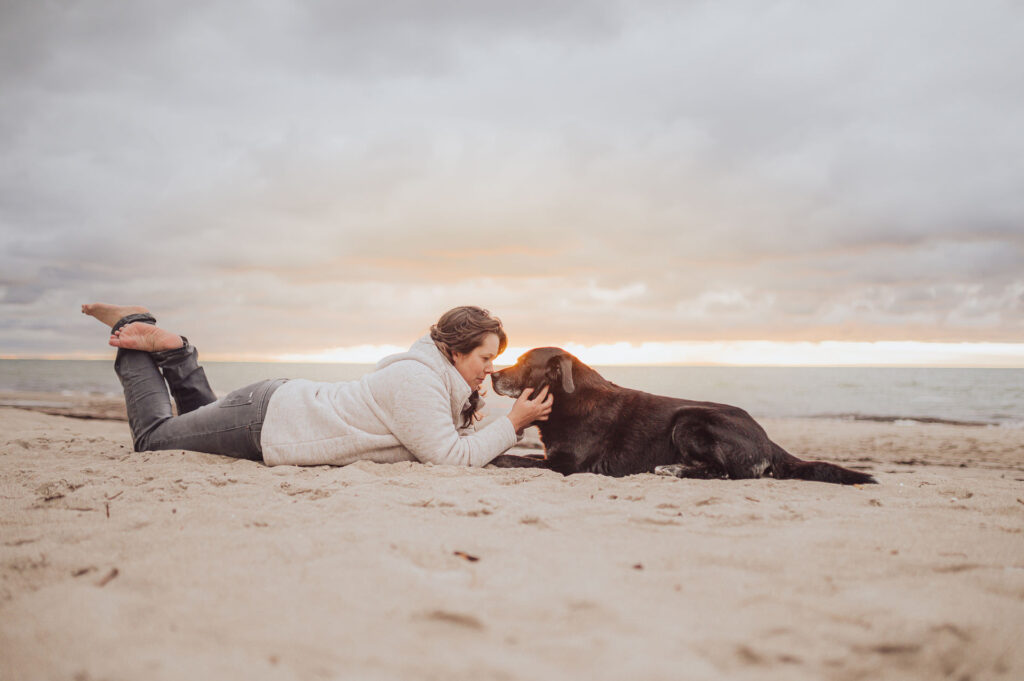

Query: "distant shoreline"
<box><xmin>0</xmin><ymin>391</ymin><xmax>128</xmax><ymax>421</ymax></box>
<box><xmin>3</xmin><ymin>356</ymin><xmax>1024</xmax><ymax>369</ymax></box>
<box><xmin>821</xmin><ymin>413</ymin><xmax>997</xmax><ymax>427</ymax></box>
<box><xmin>0</xmin><ymin>390</ymin><xmax>1015</xmax><ymax>429</ymax></box>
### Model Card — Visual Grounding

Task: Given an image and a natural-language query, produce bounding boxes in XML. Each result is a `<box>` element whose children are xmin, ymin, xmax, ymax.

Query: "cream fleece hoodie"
<box><xmin>259</xmin><ymin>336</ymin><xmax>518</xmax><ymax>467</ymax></box>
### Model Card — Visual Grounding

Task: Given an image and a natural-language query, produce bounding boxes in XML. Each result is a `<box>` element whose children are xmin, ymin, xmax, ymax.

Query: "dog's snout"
<box><xmin>490</xmin><ymin>367</ymin><xmax>522</xmax><ymax>398</ymax></box>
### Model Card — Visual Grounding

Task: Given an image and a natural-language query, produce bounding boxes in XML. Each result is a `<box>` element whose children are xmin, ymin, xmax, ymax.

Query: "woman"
<box><xmin>81</xmin><ymin>303</ymin><xmax>552</xmax><ymax>468</ymax></box>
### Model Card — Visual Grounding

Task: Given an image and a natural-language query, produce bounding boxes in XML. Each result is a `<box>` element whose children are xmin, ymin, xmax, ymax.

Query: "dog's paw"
<box><xmin>654</xmin><ymin>465</ymin><xmax>684</xmax><ymax>478</ymax></box>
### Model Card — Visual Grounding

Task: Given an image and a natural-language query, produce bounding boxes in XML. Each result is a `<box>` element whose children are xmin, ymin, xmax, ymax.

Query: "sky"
<box><xmin>1</xmin><ymin>1</ymin><xmax>1023</xmax><ymax>366</ymax></box>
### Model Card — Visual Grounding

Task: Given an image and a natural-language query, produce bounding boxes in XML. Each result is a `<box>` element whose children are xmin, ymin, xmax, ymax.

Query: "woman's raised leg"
<box><xmin>105</xmin><ymin>321</ymin><xmax>182</xmax><ymax>451</ymax></box>
<box><xmin>110</xmin><ymin>322</ymin><xmax>217</xmax><ymax>416</ymax></box>
<box><xmin>84</xmin><ymin>303</ymin><xmax>218</xmax><ymax>415</ymax></box>
<box><xmin>84</xmin><ymin>304</ymin><xmax>214</xmax><ymax>448</ymax></box>
<box><xmin>113</xmin><ymin>322</ymin><xmax>280</xmax><ymax>459</ymax></box>
<box><xmin>84</xmin><ymin>303</ymin><xmax>281</xmax><ymax>459</ymax></box>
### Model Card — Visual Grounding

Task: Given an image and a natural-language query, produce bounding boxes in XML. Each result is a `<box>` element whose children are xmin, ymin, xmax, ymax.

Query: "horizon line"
<box><xmin>5</xmin><ymin>339</ymin><xmax>1024</xmax><ymax>368</ymax></box>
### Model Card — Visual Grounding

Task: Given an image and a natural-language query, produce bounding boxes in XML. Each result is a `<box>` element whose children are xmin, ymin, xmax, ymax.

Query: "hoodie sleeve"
<box><xmin>370</xmin><ymin>363</ymin><xmax>518</xmax><ymax>467</ymax></box>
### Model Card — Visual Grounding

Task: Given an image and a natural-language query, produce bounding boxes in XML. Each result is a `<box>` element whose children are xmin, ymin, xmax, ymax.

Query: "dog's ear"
<box><xmin>547</xmin><ymin>354</ymin><xmax>575</xmax><ymax>394</ymax></box>
<box><xmin>559</xmin><ymin>356</ymin><xmax>575</xmax><ymax>393</ymax></box>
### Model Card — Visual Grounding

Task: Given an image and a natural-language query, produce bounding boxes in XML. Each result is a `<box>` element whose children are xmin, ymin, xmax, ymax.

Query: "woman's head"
<box><xmin>430</xmin><ymin>306</ymin><xmax>507</xmax><ymax>393</ymax></box>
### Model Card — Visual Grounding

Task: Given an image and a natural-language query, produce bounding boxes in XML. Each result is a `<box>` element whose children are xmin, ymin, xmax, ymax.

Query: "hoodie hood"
<box><xmin>375</xmin><ymin>335</ymin><xmax>477</xmax><ymax>419</ymax></box>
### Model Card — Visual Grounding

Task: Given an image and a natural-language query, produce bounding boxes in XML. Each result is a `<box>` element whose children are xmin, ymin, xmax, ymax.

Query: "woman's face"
<box><xmin>452</xmin><ymin>333</ymin><xmax>500</xmax><ymax>391</ymax></box>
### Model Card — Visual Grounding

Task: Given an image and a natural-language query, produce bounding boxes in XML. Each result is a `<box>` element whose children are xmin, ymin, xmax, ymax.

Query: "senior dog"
<box><xmin>490</xmin><ymin>348</ymin><xmax>876</xmax><ymax>485</ymax></box>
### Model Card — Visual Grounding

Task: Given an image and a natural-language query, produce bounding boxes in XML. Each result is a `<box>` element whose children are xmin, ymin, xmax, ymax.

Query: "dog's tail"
<box><xmin>770</xmin><ymin>443</ymin><xmax>876</xmax><ymax>485</ymax></box>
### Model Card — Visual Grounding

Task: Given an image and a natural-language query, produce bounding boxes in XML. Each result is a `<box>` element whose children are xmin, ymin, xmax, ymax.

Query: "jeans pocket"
<box><xmin>219</xmin><ymin>388</ymin><xmax>256</xmax><ymax>408</ymax></box>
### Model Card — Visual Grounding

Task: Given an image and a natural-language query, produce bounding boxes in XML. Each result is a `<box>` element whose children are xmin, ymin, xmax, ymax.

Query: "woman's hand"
<box><xmin>507</xmin><ymin>386</ymin><xmax>554</xmax><ymax>432</ymax></box>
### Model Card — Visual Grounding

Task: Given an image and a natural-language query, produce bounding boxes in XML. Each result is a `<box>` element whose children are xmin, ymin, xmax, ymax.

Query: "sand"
<box><xmin>2</xmin><ymin>402</ymin><xmax>1023</xmax><ymax>681</ymax></box>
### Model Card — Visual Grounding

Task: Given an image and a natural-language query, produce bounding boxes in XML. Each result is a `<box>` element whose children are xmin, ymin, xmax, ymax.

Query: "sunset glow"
<box><xmin>259</xmin><ymin>341</ymin><xmax>1024</xmax><ymax>368</ymax></box>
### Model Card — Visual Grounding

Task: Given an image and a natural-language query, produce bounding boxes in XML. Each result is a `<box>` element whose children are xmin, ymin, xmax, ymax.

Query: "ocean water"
<box><xmin>1</xmin><ymin>359</ymin><xmax>1021</xmax><ymax>428</ymax></box>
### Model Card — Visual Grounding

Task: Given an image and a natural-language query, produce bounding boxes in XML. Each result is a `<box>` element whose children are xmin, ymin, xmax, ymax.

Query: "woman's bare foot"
<box><xmin>109</xmin><ymin>322</ymin><xmax>183</xmax><ymax>352</ymax></box>
<box><xmin>82</xmin><ymin>303</ymin><xmax>150</xmax><ymax>328</ymax></box>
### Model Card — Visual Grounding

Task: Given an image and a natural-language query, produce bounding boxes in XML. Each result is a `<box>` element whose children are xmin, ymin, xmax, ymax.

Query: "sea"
<box><xmin>1</xmin><ymin>359</ymin><xmax>1021</xmax><ymax>428</ymax></box>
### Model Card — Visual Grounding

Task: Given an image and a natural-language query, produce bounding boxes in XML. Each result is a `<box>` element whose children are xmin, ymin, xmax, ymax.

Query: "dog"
<box><xmin>489</xmin><ymin>347</ymin><xmax>876</xmax><ymax>485</ymax></box>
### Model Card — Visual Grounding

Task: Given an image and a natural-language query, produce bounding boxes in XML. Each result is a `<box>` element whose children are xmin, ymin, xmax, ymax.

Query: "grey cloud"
<box><xmin>0</xmin><ymin>283</ymin><xmax>45</xmax><ymax>305</ymax></box>
<box><xmin>1</xmin><ymin>0</ymin><xmax>1023</xmax><ymax>356</ymax></box>
<box><xmin>0</xmin><ymin>0</ymin><xmax>625</xmax><ymax>91</ymax></box>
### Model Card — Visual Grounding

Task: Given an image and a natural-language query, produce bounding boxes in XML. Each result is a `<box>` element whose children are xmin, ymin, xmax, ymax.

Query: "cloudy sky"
<box><xmin>2</xmin><ymin>1</ymin><xmax>1023</xmax><ymax>365</ymax></box>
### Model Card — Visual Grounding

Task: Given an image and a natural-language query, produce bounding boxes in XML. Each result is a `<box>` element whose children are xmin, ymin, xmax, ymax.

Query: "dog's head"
<box><xmin>491</xmin><ymin>347</ymin><xmax>576</xmax><ymax>398</ymax></box>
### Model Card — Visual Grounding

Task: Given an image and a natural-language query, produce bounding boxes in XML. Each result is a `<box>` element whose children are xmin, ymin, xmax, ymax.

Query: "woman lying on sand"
<box><xmin>81</xmin><ymin>303</ymin><xmax>552</xmax><ymax>468</ymax></box>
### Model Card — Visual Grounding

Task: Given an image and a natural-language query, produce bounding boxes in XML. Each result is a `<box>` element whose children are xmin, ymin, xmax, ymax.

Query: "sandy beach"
<box><xmin>2</xmin><ymin>401</ymin><xmax>1023</xmax><ymax>680</ymax></box>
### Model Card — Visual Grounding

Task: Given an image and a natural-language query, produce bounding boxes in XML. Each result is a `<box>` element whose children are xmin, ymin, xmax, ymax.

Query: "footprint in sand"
<box><xmin>629</xmin><ymin>516</ymin><xmax>682</xmax><ymax>527</ymax></box>
<box><xmin>414</xmin><ymin>609</ymin><xmax>485</xmax><ymax>631</ymax></box>
<box><xmin>519</xmin><ymin>515</ymin><xmax>550</xmax><ymax>528</ymax></box>
<box><xmin>853</xmin><ymin>624</ymin><xmax>977</xmax><ymax>677</ymax></box>
<box><xmin>277</xmin><ymin>482</ymin><xmax>333</xmax><ymax>500</ymax></box>
<box><xmin>34</xmin><ymin>479</ymin><xmax>85</xmax><ymax>502</ymax></box>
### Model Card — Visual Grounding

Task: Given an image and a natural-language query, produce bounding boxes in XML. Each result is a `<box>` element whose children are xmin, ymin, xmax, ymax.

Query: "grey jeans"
<box><xmin>112</xmin><ymin>313</ymin><xmax>284</xmax><ymax>461</ymax></box>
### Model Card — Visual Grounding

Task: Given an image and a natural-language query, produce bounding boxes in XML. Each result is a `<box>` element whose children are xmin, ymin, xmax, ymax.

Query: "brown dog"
<box><xmin>490</xmin><ymin>347</ymin><xmax>876</xmax><ymax>485</ymax></box>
